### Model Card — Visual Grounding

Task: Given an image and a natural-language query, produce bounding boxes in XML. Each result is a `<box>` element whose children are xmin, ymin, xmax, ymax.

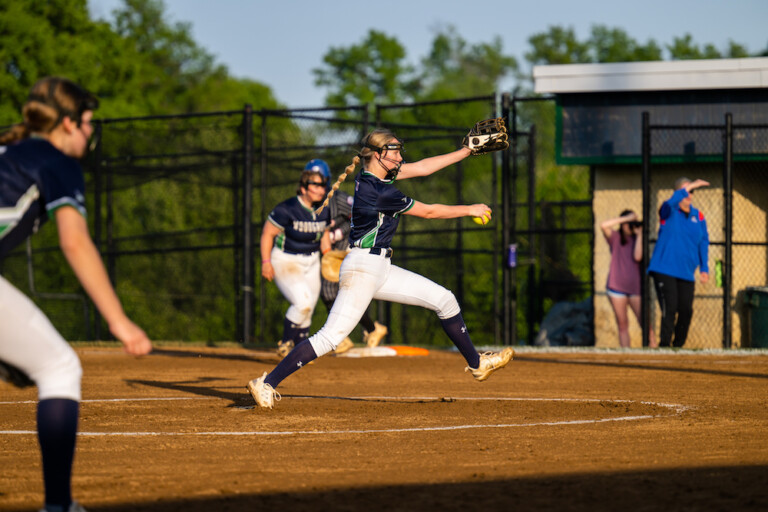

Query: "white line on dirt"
<box><xmin>0</xmin><ymin>396</ymin><xmax>687</xmax><ymax>436</ymax></box>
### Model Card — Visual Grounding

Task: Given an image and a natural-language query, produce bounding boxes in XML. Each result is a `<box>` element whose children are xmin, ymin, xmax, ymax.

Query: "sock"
<box><xmin>37</xmin><ymin>398</ymin><xmax>79</xmax><ymax>510</ymax></box>
<box><xmin>265</xmin><ymin>339</ymin><xmax>317</xmax><ymax>388</ymax></box>
<box><xmin>281</xmin><ymin>317</ymin><xmax>301</xmax><ymax>343</ymax></box>
<box><xmin>296</xmin><ymin>326</ymin><xmax>310</xmax><ymax>342</ymax></box>
<box><xmin>440</xmin><ymin>313</ymin><xmax>480</xmax><ymax>368</ymax></box>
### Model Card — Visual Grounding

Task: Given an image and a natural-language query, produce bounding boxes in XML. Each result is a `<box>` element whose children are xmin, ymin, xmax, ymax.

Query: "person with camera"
<box><xmin>601</xmin><ymin>210</ymin><xmax>656</xmax><ymax>348</ymax></box>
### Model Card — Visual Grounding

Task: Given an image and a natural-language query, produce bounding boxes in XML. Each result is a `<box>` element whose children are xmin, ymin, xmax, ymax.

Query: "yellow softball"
<box><xmin>472</xmin><ymin>210</ymin><xmax>492</xmax><ymax>225</ymax></box>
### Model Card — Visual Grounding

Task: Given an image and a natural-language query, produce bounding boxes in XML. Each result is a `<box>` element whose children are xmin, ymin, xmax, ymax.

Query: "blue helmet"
<box><xmin>304</xmin><ymin>159</ymin><xmax>330</xmax><ymax>181</ymax></box>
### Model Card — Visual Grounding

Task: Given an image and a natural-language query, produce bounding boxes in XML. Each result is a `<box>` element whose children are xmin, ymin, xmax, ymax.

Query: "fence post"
<box><xmin>723</xmin><ymin>113</ymin><xmax>733</xmax><ymax>348</ymax></box>
<box><xmin>641</xmin><ymin>112</ymin><xmax>651</xmax><ymax>348</ymax></box>
<box><xmin>241</xmin><ymin>104</ymin><xmax>254</xmax><ymax>344</ymax></box>
<box><xmin>527</xmin><ymin>125</ymin><xmax>537</xmax><ymax>342</ymax></box>
<box><xmin>501</xmin><ymin>92</ymin><xmax>513</xmax><ymax>346</ymax></box>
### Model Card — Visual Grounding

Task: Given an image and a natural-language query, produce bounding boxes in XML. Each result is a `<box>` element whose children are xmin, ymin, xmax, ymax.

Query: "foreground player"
<box><xmin>260</xmin><ymin>167</ymin><xmax>331</xmax><ymax>358</ymax></box>
<box><xmin>248</xmin><ymin>128</ymin><xmax>514</xmax><ymax>409</ymax></box>
<box><xmin>0</xmin><ymin>77</ymin><xmax>152</xmax><ymax>512</ymax></box>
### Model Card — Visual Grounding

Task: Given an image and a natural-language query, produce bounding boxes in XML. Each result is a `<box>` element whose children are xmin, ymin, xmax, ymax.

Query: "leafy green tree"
<box><xmin>418</xmin><ymin>26</ymin><xmax>518</xmax><ymax>101</ymax></box>
<box><xmin>590</xmin><ymin>26</ymin><xmax>662</xmax><ymax>62</ymax></box>
<box><xmin>313</xmin><ymin>29</ymin><xmax>419</xmax><ymax>107</ymax></box>
<box><xmin>525</xmin><ymin>26</ymin><xmax>592</xmax><ymax>65</ymax></box>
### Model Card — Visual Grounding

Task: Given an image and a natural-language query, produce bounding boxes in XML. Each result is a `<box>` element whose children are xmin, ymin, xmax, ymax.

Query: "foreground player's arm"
<box><xmin>55</xmin><ymin>206</ymin><xmax>151</xmax><ymax>355</ymax></box>
<box><xmin>405</xmin><ymin>201</ymin><xmax>490</xmax><ymax>220</ymax></box>
<box><xmin>397</xmin><ymin>148</ymin><xmax>471</xmax><ymax>180</ymax></box>
<box><xmin>260</xmin><ymin>221</ymin><xmax>281</xmax><ymax>281</ymax></box>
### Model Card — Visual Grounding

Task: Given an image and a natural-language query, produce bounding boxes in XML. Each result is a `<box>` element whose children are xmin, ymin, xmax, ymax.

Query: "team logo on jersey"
<box><xmin>292</xmin><ymin>220</ymin><xmax>326</xmax><ymax>233</ymax></box>
<box><xmin>75</xmin><ymin>191</ymin><xmax>85</xmax><ymax>204</ymax></box>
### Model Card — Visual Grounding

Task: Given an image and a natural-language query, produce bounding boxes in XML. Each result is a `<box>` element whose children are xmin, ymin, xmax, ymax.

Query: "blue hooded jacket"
<box><xmin>648</xmin><ymin>188</ymin><xmax>709</xmax><ymax>281</ymax></box>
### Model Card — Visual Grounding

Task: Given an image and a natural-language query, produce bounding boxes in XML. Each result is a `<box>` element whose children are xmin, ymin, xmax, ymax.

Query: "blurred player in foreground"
<box><xmin>248</xmin><ymin>125</ymin><xmax>514</xmax><ymax>409</ymax></box>
<box><xmin>0</xmin><ymin>77</ymin><xmax>152</xmax><ymax>512</ymax></box>
<box><xmin>307</xmin><ymin>159</ymin><xmax>389</xmax><ymax>354</ymax></box>
<box><xmin>260</xmin><ymin>165</ymin><xmax>331</xmax><ymax>358</ymax></box>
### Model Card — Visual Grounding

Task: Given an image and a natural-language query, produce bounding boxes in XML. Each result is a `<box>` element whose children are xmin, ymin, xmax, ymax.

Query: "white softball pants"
<box><xmin>309</xmin><ymin>248</ymin><xmax>460</xmax><ymax>356</ymax></box>
<box><xmin>271</xmin><ymin>248</ymin><xmax>322</xmax><ymax>328</ymax></box>
<box><xmin>0</xmin><ymin>275</ymin><xmax>82</xmax><ymax>401</ymax></box>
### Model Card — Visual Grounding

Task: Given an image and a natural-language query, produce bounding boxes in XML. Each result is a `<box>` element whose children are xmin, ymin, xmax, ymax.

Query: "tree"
<box><xmin>313</xmin><ymin>30</ymin><xmax>419</xmax><ymax>108</ymax></box>
<box><xmin>419</xmin><ymin>26</ymin><xmax>518</xmax><ymax>101</ymax></box>
<box><xmin>525</xmin><ymin>26</ymin><xmax>592</xmax><ymax>66</ymax></box>
<box><xmin>0</xmin><ymin>0</ymin><xmax>280</xmax><ymax>125</ymax></box>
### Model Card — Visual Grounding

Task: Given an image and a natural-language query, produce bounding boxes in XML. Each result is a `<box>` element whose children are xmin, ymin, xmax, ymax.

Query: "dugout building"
<box><xmin>533</xmin><ymin>57</ymin><xmax>768</xmax><ymax>349</ymax></box>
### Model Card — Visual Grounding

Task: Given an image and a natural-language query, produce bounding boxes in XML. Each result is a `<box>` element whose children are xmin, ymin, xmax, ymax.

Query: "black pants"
<box><xmin>651</xmin><ymin>272</ymin><xmax>695</xmax><ymax>348</ymax></box>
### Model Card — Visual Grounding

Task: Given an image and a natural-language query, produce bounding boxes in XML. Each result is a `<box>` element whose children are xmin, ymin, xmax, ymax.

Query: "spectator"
<box><xmin>600</xmin><ymin>210</ymin><xmax>656</xmax><ymax>348</ymax></box>
<box><xmin>648</xmin><ymin>177</ymin><xmax>710</xmax><ymax>348</ymax></box>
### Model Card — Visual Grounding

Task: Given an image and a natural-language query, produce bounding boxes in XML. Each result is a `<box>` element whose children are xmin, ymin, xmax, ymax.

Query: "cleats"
<box><xmin>276</xmin><ymin>340</ymin><xmax>294</xmax><ymax>359</ymax></box>
<box><xmin>334</xmin><ymin>337</ymin><xmax>354</xmax><ymax>355</ymax></box>
<box><xmin>363</xmin><ymin>321</ymin><xmax>388</xmax><ymax>348</ymax></box>
<box><xmin>246</xmin><ymin>372</ymin><xmax>280</xmax><ymax>409</ymax></box>
<box><xmin>466</xmin><ymin>348</ymin><xmax>515</xmax><ymax>382</ymax></box>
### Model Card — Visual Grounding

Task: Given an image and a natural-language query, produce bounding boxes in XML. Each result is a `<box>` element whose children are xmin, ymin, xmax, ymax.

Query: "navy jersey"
<box><xmin>268</xmin><ymin>196</ymin><xmax>329</xmax><ymax>254</ymax></box>
<box><xmin>0</xmin><ymin>138</ymin><xmax>87</xmax><ymax>259</ymax></box>
<box><xmin>349</xmin><ymin>171</ymin><xmax>414</xmax><ymax>249</ymax></box>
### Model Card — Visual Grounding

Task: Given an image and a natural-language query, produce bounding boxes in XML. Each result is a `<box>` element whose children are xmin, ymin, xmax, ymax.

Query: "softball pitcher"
<box><xmin>260</xmin><ymin>168</ymin><xmax>331</xmax><ymax>358</ymax></box>
<box><xmin>248</xmin><ymin>127</ymin><xmax>514</xmax><ymax>409</ymax></box>
<box><xmin>0</xmin><ymin>77</ymin><xmax>152</xmax><ymax>512</ymax></box>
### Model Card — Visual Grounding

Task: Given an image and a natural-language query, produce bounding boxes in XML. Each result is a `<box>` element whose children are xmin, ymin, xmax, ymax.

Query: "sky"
<box><xmin>87</xmin><ymin>0</ymin><xmax>768</xmax><ymax>109</ymax></box>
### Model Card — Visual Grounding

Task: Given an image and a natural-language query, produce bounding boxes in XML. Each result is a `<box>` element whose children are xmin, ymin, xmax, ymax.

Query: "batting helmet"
<box><xmin>305</xmin><ymin>159</ymin><xmax>330</xmax><ymax>181</ymax></box>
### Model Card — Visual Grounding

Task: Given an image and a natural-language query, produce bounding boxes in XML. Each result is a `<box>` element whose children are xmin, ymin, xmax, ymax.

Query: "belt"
<box><xmin>369</xmin><ymin>247</ymin><xmax>393</xmax><ymax>258</ymax></box>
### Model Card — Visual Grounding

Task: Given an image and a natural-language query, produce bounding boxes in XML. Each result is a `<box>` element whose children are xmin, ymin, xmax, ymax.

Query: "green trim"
<box><xmin>275</xmin><ymin>233</ymin><xmax>285</xmax><ymax>250</ymax></box>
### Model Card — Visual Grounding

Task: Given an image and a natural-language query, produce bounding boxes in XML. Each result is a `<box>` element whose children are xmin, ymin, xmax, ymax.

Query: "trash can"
<box><xmin>744</xmin><ymin>287</ymin><xmax>768</xmax><ymax>348</ymax></box>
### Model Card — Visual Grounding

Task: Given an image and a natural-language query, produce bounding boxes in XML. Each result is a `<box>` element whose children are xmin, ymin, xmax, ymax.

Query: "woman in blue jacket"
<box><xmin>648</xmin><ymin>177</ymin><xmax>710</xmax><ymax>347</ymax></box>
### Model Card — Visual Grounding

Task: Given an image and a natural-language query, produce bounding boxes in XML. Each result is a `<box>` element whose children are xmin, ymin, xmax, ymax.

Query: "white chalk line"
<box><xmin>0</xmin><ymin>396</ymin><xmax>688</xmax><ymax>436</ymax></box>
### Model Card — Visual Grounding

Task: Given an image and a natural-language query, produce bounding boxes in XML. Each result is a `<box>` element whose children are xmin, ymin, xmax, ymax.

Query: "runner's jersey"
<box><xmin>0</xmin><ymin>138</ymin><xmax>86</xmax><ymax>259</ymax></box>
<box><xmin>267</xmin><ymin>196</ymin><xmax>329</xmax><ymax>254</ymax></box>
<box><xmin>349</xmin><ymin>171</ymin><xmax>414</xmax><ymax>250</ymax></box>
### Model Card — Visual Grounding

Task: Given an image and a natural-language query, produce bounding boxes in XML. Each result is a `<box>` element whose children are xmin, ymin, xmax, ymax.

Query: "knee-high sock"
<box><xmin>440</xmin><ymin>313</ymin><xmax>480</xmax><ymax>369</ymax></box>
<box><xmin>281</xmin><ymin>316</ymin><xmax>302</xmax><ymax>344</ymax></box>
<box><xmin>265</xmin><ymin>339</ymin><xmax>318</xmax><ymax>388</ymax></box>
<box><xmin>37</xmin><ymin>398</ymin><xmax>79</xmax><ymax>509</ymax></box>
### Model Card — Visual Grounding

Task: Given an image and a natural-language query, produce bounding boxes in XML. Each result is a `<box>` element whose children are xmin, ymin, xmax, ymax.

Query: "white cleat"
<box><xmin>364</xmin><ymin>321</ymin><xmax>389</xmax><ymax>348</ymax></box>
<box><xmin>276</xmin><ymin>340</ymin><xmax>294</xmax><ymax>359</ymax></box>
<box><xmin>466</xmin><ymin>348</ymin><xmax>515</xmax><ymax>382</ymax></box>
<box><xmin>334</xmin><ymin>337</ymin><xmax>354</xmax><ymax>355</ymax></box>
<box><xmin>246</xmin><ymin>372</ymin><xmax>280</xmax><ymax>409</ymax></box>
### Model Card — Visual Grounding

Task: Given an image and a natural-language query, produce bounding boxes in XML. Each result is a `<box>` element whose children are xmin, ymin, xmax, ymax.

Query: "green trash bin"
<box><xmin>744</xmin><ymin>287</ymin><xmax>768</xmax><ymax>348</ymax></box>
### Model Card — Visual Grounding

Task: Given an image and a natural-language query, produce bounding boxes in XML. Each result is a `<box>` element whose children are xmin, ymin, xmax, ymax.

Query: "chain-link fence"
<box><xmin>644</xmin><ymin>115</ymin><xmax>768</xmax><ymax>349</ymax></box>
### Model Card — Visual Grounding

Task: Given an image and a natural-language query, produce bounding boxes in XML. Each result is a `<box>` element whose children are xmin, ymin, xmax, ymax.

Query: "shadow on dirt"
<box><xmin>14</xmin><ymin>464</ymin><xmax>764</xmax><ymax>512</ymax></box>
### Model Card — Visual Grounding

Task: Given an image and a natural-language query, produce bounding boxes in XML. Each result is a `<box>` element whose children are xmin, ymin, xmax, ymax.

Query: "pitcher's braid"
<box><xmin>315</xmin><ymin>156</ymin><xmax>360</xmax><ymax>214</ymax></box>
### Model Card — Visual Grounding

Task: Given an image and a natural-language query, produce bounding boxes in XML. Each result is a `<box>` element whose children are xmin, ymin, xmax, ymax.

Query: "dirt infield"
<box><xmin>2</xmin><ymin>345</ymin><xmax>768</xmax><ymax>511</ymax></box>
